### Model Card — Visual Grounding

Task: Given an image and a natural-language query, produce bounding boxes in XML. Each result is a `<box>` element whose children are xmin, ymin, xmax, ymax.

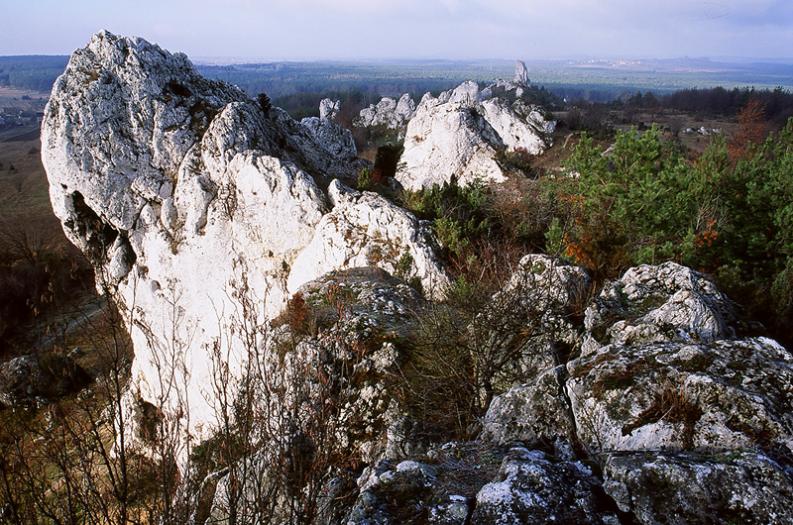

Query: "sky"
<box><xmin>1</xmin><ymin>0</ymin><xmax>792</xmax><ymax>61</ymax></box>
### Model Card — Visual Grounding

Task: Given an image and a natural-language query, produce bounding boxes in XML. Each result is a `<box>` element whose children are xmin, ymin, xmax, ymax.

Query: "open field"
<box><xmin>0</xmin><ymin>124</ymin><xmax>66</xmax><ymax>248</ymax></box>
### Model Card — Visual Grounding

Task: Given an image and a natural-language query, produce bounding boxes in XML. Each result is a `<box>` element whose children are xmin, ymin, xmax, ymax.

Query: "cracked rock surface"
<box><xmin>42</xmin><ymin>32</ymin><xmax>447</xmax><ymax>436</ymax></box>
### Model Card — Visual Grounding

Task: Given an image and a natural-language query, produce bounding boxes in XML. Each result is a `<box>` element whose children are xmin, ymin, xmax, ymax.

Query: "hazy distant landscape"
<box><xmin>3</xmin><ymin>55</ymin><xmax>793</xmax><ymax>103</ymax></box>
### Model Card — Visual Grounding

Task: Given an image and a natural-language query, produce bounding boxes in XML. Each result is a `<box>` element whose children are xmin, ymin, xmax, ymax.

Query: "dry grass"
<box><xmin>621</xmin><ymin>382</ymin><xmax>703</xmax><ymax>448</ymax></box>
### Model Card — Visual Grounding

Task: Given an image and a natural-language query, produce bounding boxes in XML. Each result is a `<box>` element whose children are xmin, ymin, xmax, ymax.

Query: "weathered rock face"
<box><xmin>480</xmin><ymin>254</ymin><xmax>590</xmax><ymax>391</ymax></box>
<box><xmin>604</xmin><ymin>451</ymin><xmax>793</xmax><ymax>525</ymax></box>
<box><xmin>199</xmin><ymin>257</ymin><xmax>793</xmax><ymax>522</ymax></box>
<box><xmin>344</xmin><ymin>445</ymin><xmax>617</xmax><ymax>525</ymax></box>
<box><xmin>300</xmin><ymin>98</ymin><xmax>358</xmax><ymax>160</ymax></box>
<box><xmin>481</xmin><ymin>366</ymin><xmax>575</xmax><ymax>448</ymax></box>
<box><xmin>42</xmin><ymin>32</ymin><xmax>447</xmax><ymax>437</ymax></box>
<box><xmin>471</xmin><ymin>448</ymin><xmax>612</xmax><ymax>524</ymax></box>
<box><xmin>354</xmin><ymin>93</ymin><xmax>416</xmax><ymax>140</ymax></box>
<box><xmin>287</xmin><ymin>180</ymin><xmax>450</xmax><ymax>300</ymax></box>
<box><xmin>478</xmin><ymin>260</ymin><xmax>793</xmax><ymax>524</ymax></box>
<box><xmin>566</xmin><ymin>262</ymin><xmax>793</xmax><ymax>456</ymax></box>
<box><xmin>395</xmin><ymin>81</ymin><xmax>554</xmax><ymax>190</ymax></box>
<box><xmin>42</xmin><ymin>33</ymin><xmax>793</xmax><ymax>522</ymax></box>
<box><xmin>583</xmin><ymin>262</ymin><xmax>736</xmax><ymax>355</ymax></box>
<box><xmin>204</xmin><ymin>268</ymin><xmax>443</xmax><ymax>524</ymax></box>
<box><xmin>567</xmin><ymin>336</ymin><xmax>793</xmax><ymax>454</ymax></box>
<box><xmin>395</xmin><ymin>96</ymin><xmax>506</xmax><ymax>190</ymax></box>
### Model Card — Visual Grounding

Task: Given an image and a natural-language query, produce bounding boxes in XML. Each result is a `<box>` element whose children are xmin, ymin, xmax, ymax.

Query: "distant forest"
<box><xmin>619</xmin><ymin>87</ymin><xmax>793</xmax><ymax>126</ymax></box>
<box><xmin>0</xmin><ymin>56</ymin><xmax>68</xmax><ymax>92</ymax></box>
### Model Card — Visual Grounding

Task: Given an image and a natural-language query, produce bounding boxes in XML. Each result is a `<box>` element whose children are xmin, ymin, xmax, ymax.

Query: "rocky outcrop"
<box><xmin>582</xmin><ymin>262</ymin><xmax>736</xmax><ymax>354</ymax></box>
<box><xmin>604</xmin><ymin>451</ymin><xmax>793</xmax><ymax>525</ymax></box>
<box><xmin>287</xmin><ymin>180</ymin><xmax>450</xmax><ymax>299</ymax></box>
<box><xmin>514</xmin><ymin>60</ymin><xmax>530</xmax><ymax>86</ymax></box>
<box><xmin>354</xmin><ymin>93</ymin><xmax>416</xmax><ymax>140</ymax></box>
<box><xmin>395</xmin><ymin>81</ymin><xmax>554</xmax><ymax>190</ymax></box>
<box><xmin>479</xmin><ymin>260</ymin><xmax>793</xmax><ymax>524</ymax></box>
<box><xmin>471</xmin><ymin>448</ymin><xmax>612</xmax><ymax>524</ymax></box>
<box><xmin>480</xmin><ymin>61</ymin><xmax>535</xmax><ymax>101</ymax></box>
<box><xmin>300</xmin><ymin>98</ymin><xmax>358</xmax><ymax>160</ymax></box>
<box><xmin>199</xmin><ymin>255</ymin><xmax>793</xmax><ymax>522</ymax></box>
<box><xmin>395</xmin><ymin>94</ymin><xmax>507</xmax><ymax>190</ymax></box>
<box><xmin>563</xmin><ymin>262</ymin><xmax>793</xmax><ymax>456</ymax></box>
<box><xmin>481</xmin><ymin>366</ymin><xmax>575</xmax><ymax>448</ymax></box>
<box><xmin>42</xmin><ymin>32</ymin><xmax>793</xmax><ymax>523</ymax></box>
<box><xmin>345</xmin><ymin>445</ymin><xmax>618</xmax><ymax>524</ymax></box>
<box><xmin>205</xmin><ymin>268</ymin><xmax>427</xmax><ymax>523</ymax></box>
<box><xmin>42</xmin><ymin>32</ymin><xmax>447</xmax><ymax>438</ymax></box>
<box><xmin>568</xmin><ymin>336</ymin><xmax>793</xmax><ymax>453</ymax></box>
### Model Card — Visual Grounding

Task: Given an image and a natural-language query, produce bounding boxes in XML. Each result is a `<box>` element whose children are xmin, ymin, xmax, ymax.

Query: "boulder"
<box><xmin>347</xmin><ymin>459</ymin><xmax>439</xmax><ymax>524</ymax></box>
<box><xmin>583</xmin><ymin>262</ymin><xmax>735</xmax><ymax>355</ymax></box>
<box><xmin>0</xmin><ymin>353</ymin><xmax>91</xmax><ymax>407</ymax></box>
<box><xmin>354</xmin><ymin>93</ymin><xmax>416</xmax><ymax>140</ymax></box>
<box><xmin>480</xmin><ymin>255</ymin><xmax>590</xmax><ymax>386</ymax></box>
<box><xmin>567</xmin><ymin>336</ymin><xmax>793</xmax><ymax>455</ymax></box>
<box><xmin>471</xmin><ymin>447</ymin><xmax>614</xmax><ymax>524</ymax></box>
<box><xmin>288</xmin><ymin>180</ymin><xmax>450</xmax><ymax>300</ymax></box>
<box><xmin>567</xmin><ymin>263</ymin><xmax>792</xmax><ymax>456</ymax></box>
<box><xmin>603</xmin><ymin>451</ymin><xmax>793</xmax><ymax>525</ymax></box>
<box><xmin>481</xmin><ymin>366</ymin><xmax>575</xmax><ymax>448</ymax></box>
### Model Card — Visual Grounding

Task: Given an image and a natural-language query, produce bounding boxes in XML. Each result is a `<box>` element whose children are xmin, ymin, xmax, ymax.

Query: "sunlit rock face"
<box><xmin>42</xmin><ymin>31</ymin><xmax>448</xmax><ymax>438</ymax></box>
<box><xmin>395</xmin><ymin>80</ymin><xmax>554</xmax><ymax>190</ymax></box>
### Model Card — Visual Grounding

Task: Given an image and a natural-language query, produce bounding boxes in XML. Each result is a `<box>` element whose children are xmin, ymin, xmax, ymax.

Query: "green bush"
<box><xmin>401</xmin><ymin>179</ymin><xmax>492</xmax><ymax>259</ymax></box>
<box><xmin>558</xmin><ymin>119</ymin><xmax>793</xmax><ymax>342</ymax></box>
<box><xmin>356</xmin><ymin>167</ymin><xmax>373</xmax><ymax>191</ymax></box>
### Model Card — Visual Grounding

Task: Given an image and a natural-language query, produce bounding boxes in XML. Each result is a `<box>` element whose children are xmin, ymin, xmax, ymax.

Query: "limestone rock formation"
<box><xmin>395</xmin><ymin>95</ymin><xmax>506</xmax><ymax>190</ymax></box>
<box><xmin>561</xmin><ymin>261</ymin><xmax>793</xmax><ymax>456</ymax></box>
<box><xmin>344</xmin><ymin>445</ymin><xmax>617</xmax><ymax>524</ymax></box>
<box><xmin>470</xmin><ymin>448</ymin><xmax>611</xmax><ymax>524</ymax></box>
<box><xmin>300</xmin><ymin>98</ymin><xmax>358</xmax><ymax>160</ymax></box>
<box><xmin>583</xmin><ymin>262</ymin><xmax>736</xmax><ymax>354</ymax></box>
<box><xmin>42</xmin><ymin>32</ymin><xmax>447</xmax><ymax>436</ymax></box>
<box><xmin>567</xmin><ymin>336</ymin><xmax>793</xmax><ymax>453</ymax></box>
<box><xmin>354</xmin><ymin>93</ymin><xmax>416</xmax><ymax>140</ymax></box>
<box><xmin>395</xmin><ymin>81</ymin><xmax>554</xmax><ymax>190</ymax></box>
<box><xmin>41</xmin><ymin>32</ymin><xmax>793</xmax><ymax>523</ymax></box>
<box><xmin>604</xmin><ymin>451</ymin><xmax>793</xmax><ymax>524</ymax></box>
<box><xmin>481</xmin><ymin>366</ymin><xmax>575</xmax><ymax>448</ymax></box>
<box><xmin>287</xmin><ymin>180</ymin><xmax>450</xmax><ymax>299</ymax></box>
<box><xmin>514</xmin><ymin>60</ymin><xmax>530</xmax><ymax>86</ymax></box>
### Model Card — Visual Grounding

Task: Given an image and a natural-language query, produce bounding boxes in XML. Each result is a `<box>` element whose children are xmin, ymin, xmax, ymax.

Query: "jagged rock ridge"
<box><xmin>42</xmin><ymin>31</ymin><xmax>449</xmax><ymax>436</ymax></box>
<box><xmin>354</xmin><ymin>61</ymin><xmax>556</xmax><ymax>190</ymax></box>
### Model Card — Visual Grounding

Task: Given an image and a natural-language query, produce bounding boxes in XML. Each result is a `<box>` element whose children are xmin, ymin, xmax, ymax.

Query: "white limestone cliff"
<box><xmin>41</xmin><ymin>31</ymin><xmax>448</xmax><ymax>440</ymax></box>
